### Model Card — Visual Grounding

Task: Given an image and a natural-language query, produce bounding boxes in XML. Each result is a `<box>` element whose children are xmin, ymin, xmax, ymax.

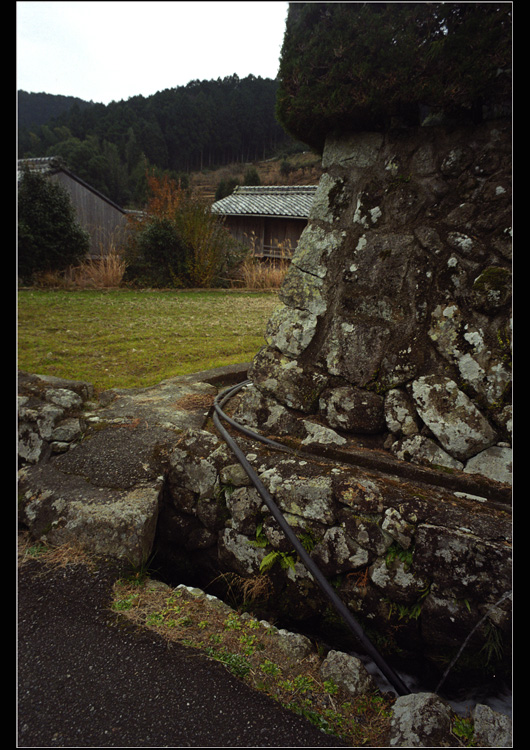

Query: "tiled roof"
<box><xmin>211</xmin><ymin>185</ymin><xmax>317</xmax><ymax>219</ymax></box>
<box><xmin>17</xmin><ymin>157</ymin><xmax>61</xmax><ymax>174</ymax></box>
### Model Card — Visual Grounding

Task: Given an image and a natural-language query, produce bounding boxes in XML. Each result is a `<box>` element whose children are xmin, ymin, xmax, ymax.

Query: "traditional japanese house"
<box><xmin>211</xmin><ymin>185</ymin><xmax>317</xmax><ymax>258</ymax></box>
<box><xmin>17</xmin><ymin>157</ymin><xmax>130</xmax><ymax>258</ymax></box>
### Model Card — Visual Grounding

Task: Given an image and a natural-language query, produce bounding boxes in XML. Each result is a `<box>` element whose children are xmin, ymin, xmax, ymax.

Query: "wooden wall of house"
<box><xmin>223</xmin><ymin>216</ymin><xmax>264</xmax><ymax>253</ymax></box>
<box><xmin>263</xmin><ymin>217</ymin><xmax>307</xmax><ymax>257</ymax></box>
<box><xmin>50</xmin><ymin>173</ymin><xmax>130</xmax><ymax>258</ymax></box>
<box><xmin>223</xmin><ymin>216</ymin><xmax>307</xmax><ymax>258</ymax></box>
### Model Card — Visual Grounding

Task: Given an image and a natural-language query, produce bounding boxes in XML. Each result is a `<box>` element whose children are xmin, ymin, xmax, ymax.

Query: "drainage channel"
<box><xmin>212</xmin><ymin>380</ymin><xmax>411</xmax><ymax>697</ymax></box>
<box><xmin>211</xmin><ymin>380</ymin><xmax>512</xmax><ymax>714</ymax></box>
<box><xmin>279</xmin><ymin>612</ymin><xmax>512</xmax><ymax>718</ymax></box>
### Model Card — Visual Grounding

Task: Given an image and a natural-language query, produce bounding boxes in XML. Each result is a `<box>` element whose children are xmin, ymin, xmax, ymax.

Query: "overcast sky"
<box><xmin>16</xmin><ymin>1</ymin><xmax>290</xmax><ymax>104</ymax></box>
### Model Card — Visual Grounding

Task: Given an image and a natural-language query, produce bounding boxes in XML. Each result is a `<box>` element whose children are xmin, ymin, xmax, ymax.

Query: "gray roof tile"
<box><xmin>211</xmin><ymin>185</ymin><xmax>317</xmax><ymax>218</ymax></box>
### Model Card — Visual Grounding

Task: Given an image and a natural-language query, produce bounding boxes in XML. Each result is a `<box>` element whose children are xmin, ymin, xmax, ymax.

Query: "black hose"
<box><xmin>213</xmin><ymin>380</ymin><xmax>411</xmax><ymax>697</ymax></box>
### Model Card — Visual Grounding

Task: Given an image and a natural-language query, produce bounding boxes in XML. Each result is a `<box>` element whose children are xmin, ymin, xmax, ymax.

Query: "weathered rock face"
<box><xmin>249</xmin><ymin>121</ymin><xmax>512</xmax><ymax>485</ymax></box>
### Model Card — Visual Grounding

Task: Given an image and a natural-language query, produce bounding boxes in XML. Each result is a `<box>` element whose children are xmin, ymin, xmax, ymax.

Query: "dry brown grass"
<box><xmin>34</xmin><ymin>250</ymin><xmax>127</xmax><ymax>290</ymax></box>
<box><xmin>209</xmin><ymin>571</ymin><xmax>274</xmax><ymax>608</ymax></box>
<box><xmin>232</xmin><ymin>234</ymin><xmax>291</xmax><ymax>290</ymax></box>
<box><xmin>68</xmin><ymin>250</ymin><xmax>127</xmax><ymax>288</ymax></box>
<box><xmin>235</xmin><ymin>256</ymin><xmax>289</xmax><ymax>290</ymax></box>
<box><xmin>171</xmin><ymin>393</ymin><xmax>216</xmax><ymax>411</ymax></box>
<box><xmin>17</xmin><ymin>530</ymin><xmax>98</xmax><ymax>571</ymax></box>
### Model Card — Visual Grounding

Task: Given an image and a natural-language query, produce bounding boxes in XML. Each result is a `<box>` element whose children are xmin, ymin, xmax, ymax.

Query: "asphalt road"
<box><xmin>17</xmin><ymin>558</ymin><xmax>348</xmax><ymax>748</ymax></box>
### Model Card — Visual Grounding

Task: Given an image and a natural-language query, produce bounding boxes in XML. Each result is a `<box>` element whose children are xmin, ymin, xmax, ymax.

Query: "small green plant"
<box><xmin>385</xmin><ymin>582</ymin><xmax>430</xmax><ymax>623</ymax></box>
<box><xmin>323</xmin><ymin>679</ymin><xmax>339</xmax><ymax>695</ymax></box>
<box><xmin>238</xmin><ymin>632</ymin><xmax>259</xmax><ymax>655</ymax></box>
<box><xmin>249</xmin><ymin>525</ymin><xmax>298</xmax><ymax>573</ymax></box>
<box><xmin>260</xmin><ymin>549</ymin><xmax>296</xmax><ymax>573</ymax></box>
<box><xmin>23</xmin><ymin>542</ymin><xmax>49</xmax><ymax>558</ymax></box>
<box><xmin>290</xmin><ymin>675</ymin><xmax>315</xmax><ymax>693</ymax></box>
<box><xmin>248</xmin><ymin>522</ymin><xmax>268</xmax><ymax>548</ymax></box>
<box><xmin>223</xmin><ymin>652</ymin><xmax>252</xmax><ymax>679</ymax></box>
<box><xmin>385</xmin><ymin>542</ymin><xmax>414</xmax><ymax>570</ymax></box>
<box><xmin>299</xmin><ymin>530</ymin><xmax>319</xmax><ymax>552</ymax></box>
<box><xmin>206</xmin><ymin>647</ymin><xmax>251</xmax><ymax>679</ymax></box>
<box><xmin>177</xmin><ymin>615</ymin><xmax>194</xmax><ymax>628</ymax></box>
<box><xmin>480</xmin><ymin>621</ymin><xmax>504</xmax><ymax>665</ymax></box>
<box><xmin>111</xmin><ymin>591</ymin><xmax>139</xmax><ymax>612</ymax></box>
<box><xmin>452</xmin><ymin>716</ymin><xmax>476</xmax><ymax>746</ymax></box>
<box><xmin>386</xmin><ymin>600</ymin><xmax>421</xmax><ymax>622</ymax></box>
<box><xmin>223</xmin><ymin>613</ymin><xmax>243</xmax><ymax>631</ymax></box>
<box><xmin>146</xmin><ymin>611</ymin><xmax>166</xmax><ymax>627</ymax></box>
<box><xmin>124</xmin><ymin>553</ymin><xmax>159</xmax><ymax>586</ymax></box>
<box><xmin>260</xmin><ymin>659</ymin><xmax>282</xmax><ymax>677</ymax></box>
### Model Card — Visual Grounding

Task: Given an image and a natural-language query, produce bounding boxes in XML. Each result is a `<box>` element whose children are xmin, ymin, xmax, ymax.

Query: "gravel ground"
<box><xmin>17</xmin><ymin>558</ymin><xmax>348</xmax><ymax>748</ymax></box>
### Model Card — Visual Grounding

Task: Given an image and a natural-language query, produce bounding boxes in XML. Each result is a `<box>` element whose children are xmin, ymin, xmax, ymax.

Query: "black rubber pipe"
<box><xmin>213</xmin><ymin>381</ymin><xmax>411</xmax><ymax>697</ymax></box>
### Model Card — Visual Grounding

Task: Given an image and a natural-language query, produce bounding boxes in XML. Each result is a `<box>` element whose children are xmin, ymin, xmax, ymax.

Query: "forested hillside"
<box><xmin>18</xmin><ymin>75</ymin><xmax>303</xmax><ymax>208</ymax></box>
<box><xmin>18</xmin><ymin>90</ymin><xmax>94</xmax><ymax>129</ymax></box>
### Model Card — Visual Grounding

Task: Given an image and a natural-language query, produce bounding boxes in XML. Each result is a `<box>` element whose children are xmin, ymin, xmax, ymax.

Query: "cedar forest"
<box><xmin>18</xmin><ymin>3</ymin><xmax>511</xmax><ymax>211</ymax></box>
<box><xmin>18</xmin><ymin>75</ymin><xmax>302</xmax><ymax>209</ymax></box>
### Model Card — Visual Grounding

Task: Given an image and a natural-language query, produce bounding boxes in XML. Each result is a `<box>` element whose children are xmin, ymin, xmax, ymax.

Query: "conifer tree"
<box><xmin>276</xmin><ymin>3</ymin><xmax>511</xmax><ymax>151</ymax></box>
<box><xmin>18</xmin><ymin>168</ymin><xmax>90</xmax><ymax>282</ymax></box>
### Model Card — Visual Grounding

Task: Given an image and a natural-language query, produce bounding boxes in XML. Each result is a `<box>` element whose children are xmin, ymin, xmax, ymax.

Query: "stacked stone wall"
<box><xmin>249</xmin><ymin>121</ymin><xmax>511</xmax><ymax>483</ymax></box>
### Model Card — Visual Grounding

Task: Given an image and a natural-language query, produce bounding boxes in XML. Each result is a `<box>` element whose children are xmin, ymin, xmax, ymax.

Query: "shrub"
<box><xmin>125</xmin><ymin>172</ymin><xmax>245</xmax><ymax>288</ymax></box>
<box><xmin>18</xmin><ymin>167</ymin><xmax>90</xmax><ymax>283</ymax></box>
<box><xmin>215</xmin><ymin>178</ymin><xmax>239</xmax><ymax>201</ymax></box>
<box><xmin>243</xmin><ymin>167</ymin><xmax>261</xmax><ymax>186</ymax></box>
<box><xmin>126</xmin><ymin>217</ymin><xmax>191</xmax><ymax>287</ymax></box>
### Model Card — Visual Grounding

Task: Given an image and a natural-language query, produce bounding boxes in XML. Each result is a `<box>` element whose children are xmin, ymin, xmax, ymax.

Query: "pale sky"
<box><xmin>16</xmin><ymin>1</ymin><xmax>290</xmax><ymax>104</ymax></box>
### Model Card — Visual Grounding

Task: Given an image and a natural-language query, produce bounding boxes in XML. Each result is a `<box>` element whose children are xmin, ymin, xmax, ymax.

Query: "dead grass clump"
<box><xmin>67</xmin><ymin>250</ymin><xmax>127</xmax><ymax>288</ymax></box>
<box><xmin>172</xmin><ymin>393</ymin><xmax>215</xmax><ymax>411</ymax></box>
<box><xmin>33</xmin><ymin>248</ymin><xmax>127</xmax><ymax>290</ymax></box>
<box><xmin>236</xmin><ymin>256</ymin><xmax>289</xmax><ymax>290</ymax></box>
<box><xmin>17</xmin><ymin>531</ymin><xmax>98</xmax><ymax>571</ymax></box>
<box><xmin>231</xmin><ymin>233</ymin><xmax>291</xmax><ymax>290</ymax></box>
<box><xmin>209</xmin><ymin>571</ymin><xmax>274</xmax><ymax>609</ymax></box>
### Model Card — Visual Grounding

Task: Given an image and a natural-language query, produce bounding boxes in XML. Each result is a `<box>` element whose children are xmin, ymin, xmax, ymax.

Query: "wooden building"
<box><xmin>211</xmin><ymin>185</ymin><xmax>317</xmax><ymax>258</ymax></box>
<box><xmin>17</xmin><ymin>157</ymin><xmax>130</xmax><ymax>258</ymax></box>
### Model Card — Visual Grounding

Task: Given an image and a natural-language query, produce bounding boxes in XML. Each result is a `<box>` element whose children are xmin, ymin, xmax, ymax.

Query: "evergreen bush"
<box><xmin>125</xmin><ymin>217</ymin><xmax>191</xmax><ymax>288</ymax></box>
<box><xmin>17</xmin><ymin>167</ymin><xmax>90</xmax><ymax>283</ymax></box>
<box><xmin>215</xmin><ymin>177</ymin><xmax>240</xmax><ymax>201</ymax></box>
<box><xmin>124</xmin><ymin>172</ymin><xmax>245</xmax><ymax>288</ymax></box>
<box><xmin>276</xmin><ymin>3</ymin><xmax>511</xmax><ymax>151</ymax></box>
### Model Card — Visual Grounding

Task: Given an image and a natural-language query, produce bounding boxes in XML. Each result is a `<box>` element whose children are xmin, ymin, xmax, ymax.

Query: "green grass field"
<box><xmin>17</xmin><ymin>289</ymin><xmax>279</xmax><ymax>391</ymax></box>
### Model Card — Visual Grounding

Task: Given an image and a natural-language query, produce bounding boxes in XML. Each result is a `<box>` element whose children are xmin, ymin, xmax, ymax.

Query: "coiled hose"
<box><xmin>213</xmin><ymin>380</ymin><xmax>411</xmax><ymax>697</ymax></box>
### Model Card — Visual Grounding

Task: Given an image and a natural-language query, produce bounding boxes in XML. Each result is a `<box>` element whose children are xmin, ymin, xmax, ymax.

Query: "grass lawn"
<box><xmin>17</xmin><ymin>289</ymin><xmax>279</xmax><ymax>391</ymax></box>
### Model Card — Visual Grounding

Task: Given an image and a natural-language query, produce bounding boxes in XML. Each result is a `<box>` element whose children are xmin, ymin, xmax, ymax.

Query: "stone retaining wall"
<box><xmin>18</xmin><ymin>368</ymin><xmax>512</xmax><ymax>747</ymax></box>
<box><xmin>18</xmin><ymin>370</ymin><xmax>511</xmax><ymax>679</ymax></box>
<box><xmin>154</xmin><ymin>405</ymin><xmax>512</xmax><ymax>676</ymax></box>
<box><xmin>251</xmin><ymin>121</ymin><xmax>512</xmax><ymax>484</ymax></box>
